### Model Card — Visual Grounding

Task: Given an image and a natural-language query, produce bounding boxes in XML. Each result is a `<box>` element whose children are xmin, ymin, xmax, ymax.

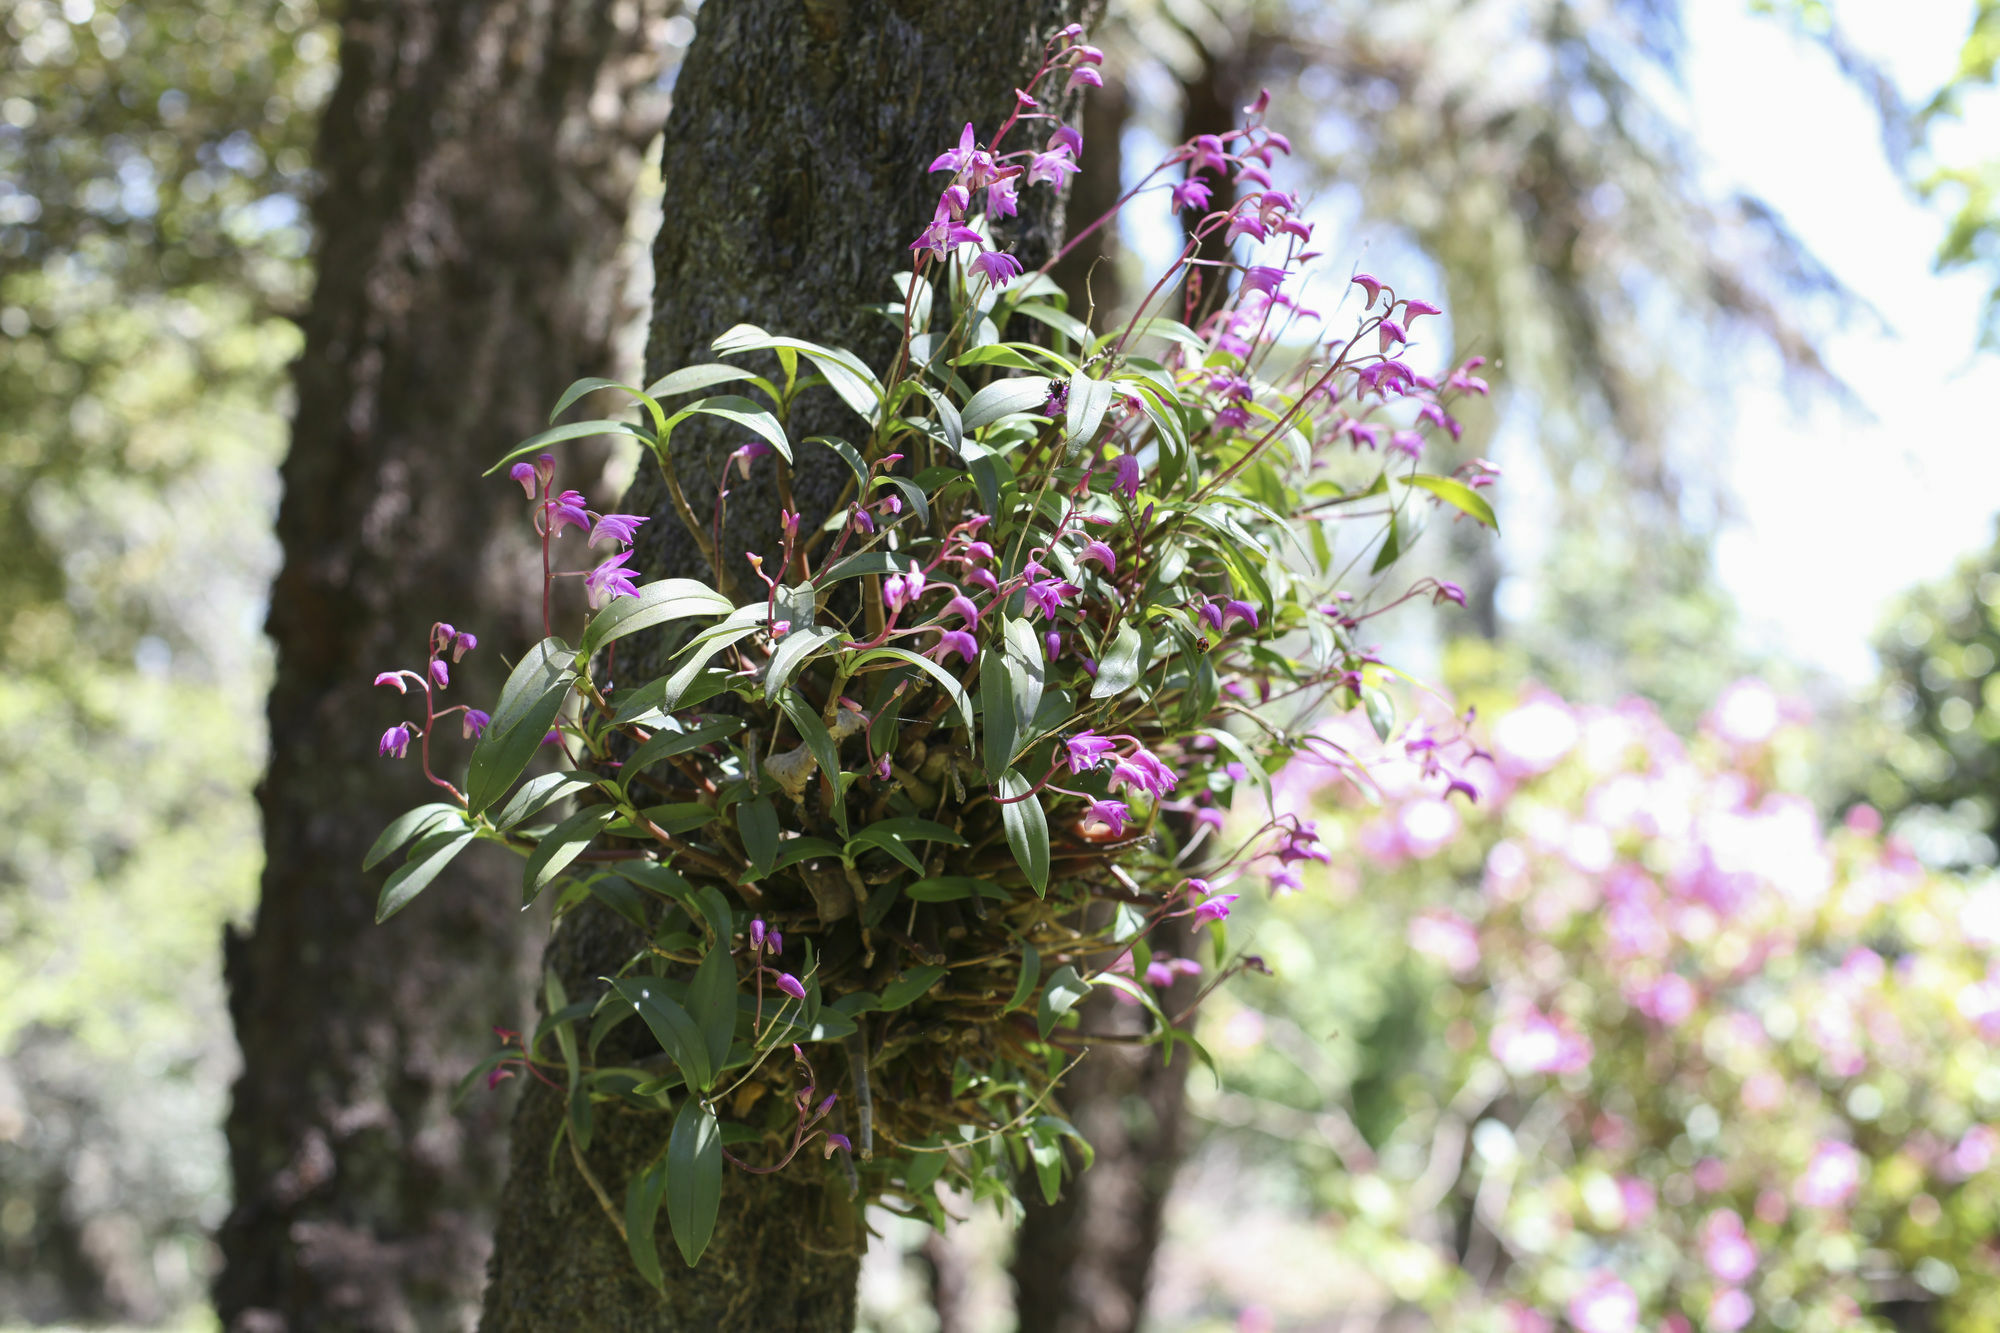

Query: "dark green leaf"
<box><xmin>961</xmin><ymin>376</ymin><xmax>1052</xmax><ymax>431</ymax></box>
<box><xmin>1006</xmin><ymin>942</ymin><xmax>1041</xmax><ymax>1014</ymax></box>
<box><xmin>879</xmin><ymin>965</ymin><xmax>947</xmax><ymax>1011</ymax></box>
<box><xmin>364</xmin><ymin>802</ymin><xmax>460</xmax><ymax>872</ymax></box>
<box><xmin>998</xmin><ymin>770</ymin><xmax>1050</xmax><ymax>895</ymax></box>
<box><xmin>578</xmin><ymin>578</ymin><xmax>734</xmax><ymax>658</ymax></box>
<box><xmin>1089</xmin><ymin>622</ymin><xmax>1147</xmax><ymax>700</ymax></box>
<box><xmin>849</xmin><ymin>647</ymin><xmax>972</xmax><ymax>729</ymax></box>
<box><xmin>624</xmin><ymin>1156</ymin><xmax>670</xmax><ymax>1292</ymax></box>
<box><xmin>376</xmin><ymin>824</ymin><xmax>474</xmax><ymax>922</ymax></box>
<box><xmin>688</xmin><ymin>946</ymin><xmax>738</xmax><ymax>1076</ymax></box>
<box><xmin>815</xmin><ymin>551</ymin><xmax>921</xmax><ymax>587</ymax></box>
<box><xmin>772</xmin><ymin>691</ymin><xmax>848</xmax><ymax>836</ymax></box>
<box><xmin>770</xmin><ymin>836</ymin><xmax>846</xmax><ymax>872</ymax></box>
<box><xmin>765</xmin><ymin>624</ymin><xmax>841</xmax><ymax>697</ymax></box>
<box><xmin>665</xmin><ymin>1100</ymin><xmax>724</xmax><ymax>1267</ymax></box>
<box><xmin>980</xmin><ymin>648</ymin><xmax>1020</xmax><ymax>779</ymax></box>
<box><xmin>1038</xmin><ymin>964</ymin><xmax>1088</xmax><ymax>1038</ymax></box>
<box><xmin>492</xmin><ymin>772</ymin><xmax>595</xmax><ymax>832</ymax></box>
<box><xmin>905</xmin><ymin>876</ymin><xmax>1009</xmax><ymax>902</ymax></box>
<box><xmin>621</xmin><ymin>716</ymin><xmax>746</xmax><ymax>779</ymax></box>
<box><xmin>608</xmin><ymin>977</ymin><xmax>713</xmax><ymax>1093</ymax></box>
<box><xmin>522</xmin><ymin>805</ymin><xmax>616</xmax><ymax>905</ymax></box>
<box><xmin>737</xmin><ymin>796</ymin><xmax>779</xmax><ymax>878</ymax></box>
<box><xmin>1064</xmin><ymin>372</ymin><xmax>1115</xmax><ymax>449</ymax></box>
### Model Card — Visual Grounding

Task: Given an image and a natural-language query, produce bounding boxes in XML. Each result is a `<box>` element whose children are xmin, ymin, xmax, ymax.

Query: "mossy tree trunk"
<box><xmin>217</xmin><ymin>3</ymin><xmax>667</xmax><ymax>1329</ymax></box>
<box><xmin>476</xmin><ymin>2</ymin><xmax>1094</xmax><ymax>1329</ymax></box>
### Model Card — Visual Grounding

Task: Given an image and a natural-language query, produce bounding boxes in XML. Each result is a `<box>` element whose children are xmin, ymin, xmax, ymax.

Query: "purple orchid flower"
<box><xmin>378</xmin><ymin>723</ymin><xmax>413</xmax><ymax>759</ymax></box>
<box><xmin>1170</xmin><ymin>177</ymin><xmax>1212</xmax><ymax>211</ymax></box>
<box><xmin>374</xmin><ymin>671</ymin><xmax>407</xmax><ymax>694</ymax></box>
<box><xmin>1351</xmin><ymin>273</ymin><xmax>1385</xmax><ymax>306</ymax></box>
<box><xmin>946</xmin><ymin>594</ymin><xmax>981</xmax><ymax>624</ymax></box>
<box><xmin>1113</xmin><ymin>453</ymin><xmax>1141</xmax><ymax>500</ymax></box>
<box><xmin>1081</xmin><ymin>540</ymin><xmax>1117</xmax><ymax>574</ymax></box>
<box><xmin>970</xmin><ymin>250</ymin><xmax>1024</xmax><ymax>288</ymax></box>
<box><xmin>430</xmin><ymin>659</ymin><xmax>450</xmax><ymax>689</ymax></box>
<box><xmin>590</xmin><ymin>513</ymin><xmax>648</xmax><ymax>548</ymax></box>
<box><xmin>1192</xmin><ymin>893</ymin><xmax>1240</xmax><ymax>926</ymax></box>
<box><xmin>1085</xmin><ymin>798</ymin><xmax>1131</xmax><ymax>837</ymax></box>
<box><xmin>776</xmin><ymin>974</ymin><xmax>807</xmax><ymax>1001</ymax></box>
<box><xmin>584</xmin><ymin>550</ymin><xmax>641</xmax><ymax>608</ymax></box>
<box><xmin>462</xmin><ymin>709</ymin><xmax>492</xmax><ymax>740</ymax></box>
<box><xmin>930</xmin><ymin>629</ymin><xmax>977</xmax><ymax>663</ymax></box>
<box><xmin>1065</xmin><ymin>730</ymin><xmax>1118</xmax><ymax>774</ymax></box>
<box><xmin>509</xmin><ymin>461</ymin><xmax>537</xmax><ymax>497</ymax></box>
<box><xmin>1026</xmin><ymin>148</ymin><xmax>1079</xmax><ymax>188</ymax></box>
<box><xmin>1025</xmin><ymin>577</ymin><xmax>1078</xmax><ymax>621</ymax></box>
<box><xmin>929</xmin><ymin>122</ymin><xmax>980</xmax><ymax>175</ymax></box>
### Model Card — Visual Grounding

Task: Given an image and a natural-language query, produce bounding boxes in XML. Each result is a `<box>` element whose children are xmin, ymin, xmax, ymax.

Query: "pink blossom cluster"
<box><xmin>1233</xmin><ymin>681</ymin><xmax>2000</xmax><ymax>1329</ymax></box>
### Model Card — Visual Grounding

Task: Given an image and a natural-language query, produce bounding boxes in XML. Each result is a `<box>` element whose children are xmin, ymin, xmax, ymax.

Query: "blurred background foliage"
<box><xmin>6</xmin><ymin>0</ymin><xmax>2000</xmax><ymax>1327</ymax></box>
<box><xmin>0</xmin><ymin>0</ymin><xmax>328</xmax><ymax>1320</ymax></box>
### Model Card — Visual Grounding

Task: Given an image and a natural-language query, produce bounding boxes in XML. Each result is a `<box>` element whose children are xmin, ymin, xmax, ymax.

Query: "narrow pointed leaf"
<box><xmin>665</xmin><ymin>1100</ymin><xmax>723</xmax><ymax>1267</ymax></box>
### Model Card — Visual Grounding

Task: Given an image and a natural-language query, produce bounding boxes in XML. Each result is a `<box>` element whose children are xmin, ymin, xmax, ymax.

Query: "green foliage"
<box><xmin>1854</xmin><ymin>519</ymin><xmax>2000</xmax><ymax>867</ymax></box>
<box><xmin>370</xmin><ymin>102</ymin><xmax>1493</xmax><ymax>1273</ymax></box>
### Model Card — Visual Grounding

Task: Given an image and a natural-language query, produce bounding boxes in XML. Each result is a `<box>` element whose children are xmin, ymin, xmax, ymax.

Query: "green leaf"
<box><xmin>1363</xmin><ymin>685</ymin><xmax>1396</xmax><ymax>742</ymax></box>
<box><xmin>866</xmin><ymin>817</ymin><xmax>966</xmax><ymax>845</ymax></box>
<box><xmin>624</xmin><ymin>1156</ymin><xmax>670</xmax><ymax>1292</ymax></box>
<box><xmin>906</xmin><ymin>876</ymin><xmax>1009</xmax><ymax>902</ymax></box>
<box><xmin>1005</xmin><ymin>941</ymin><xmax>1041</xmax><ymax>1014</ymax></box>
<box><xmin>878</xmin><ymin>965</ymin><xmax>947</xmax><ymax>1011</ymax></box>
<box><xmin>1371</xmin><ymin>510</ymin><xmax>1403</xmax><ymax>575</ymax></box>
<box><xmin>814</xmin><ymin>551</ymin><xmax>921</xmax><ymax>587</ymax></box>
<box><xmin>1010</xmin><ymin>300</ymin><xmax>1092</xmax><ymax>347</ymax></box>
<box><xmin>488</xmin><ymin>418</ymin><xmax>653</xmax><ymax>474</ymax></box>
<box><xmin>621</xmin><ymin>716</ymin><xmax>746</xmax><ymax>780</ymax></box>
<box><xmin>376</xmin><ymin>824</ymin><xmax>475</xmax><ymax>922</ymax></box>
<box><xmin>998</xmin><ymin>770</ymin><xmax>1050</xmax><ymax>895</ymax></box>
<box><xmin>1201</xmin><ymin>726</ymin><xmax>1272</xmax><ymax>816</ymax></box>
<box><xmin>765</xmin><ymin>624</ymin><xmax>841</xmax><ymax>697</ymax></box>
<box><xmin>980</xmin><ymin>648</ymin><xmax>1021</xmax><ymax>779</ymax></box>
<box><xmin>688</xmin><ymin>946</ymin><xmax>738</xmax><ymax>1076</ymax></box>
<box><xmin>578</xmin><ymin>578</ymin><xmax>734</xmax><ymax>658</ymax></box>
<box><xmin>1064</xmin><ymin>372</ymin><xmax>1116</xmax><ymax>449</ymax></box>
<box><xmin>961</xmin><ymin>376</ymin><xmax>1052</xmax><ymax>431</ymax></box>
<box><xmin>769</xmin><ymin>836</ymin><xmax>846</xmax><ymax>872</ymax></box>
<box><xmin>737</xmin><ymin>796</ymin><xmax>779</xmax><ymax>878</ymax></box>
<box><xmin>1001</xmin><ymin>617</ymin><xmax>1046</xmax><ymax>731</ymax></box>
<box><xmin>1037</xmin><ymin>964</ymin><xmax>1088</xmax><ymax>1038</ymax></box>
<box><xmin>548</xmin><ymin>376</ymin><xmax>635</xmax><ymax>423</ymax></box>
<box><xmin>643</xmin><ymin>362</ymin><xmax>757</xmax><ymax>400</ymax></box>
<box><xmin>772</xmin><ymin>691</ymin><xmax>848</xmax><ymax>835</ymax></box>
<box><xmin>1400</xmin><ymin>473</ymin><xmax>1499</xmax><ymax>530</ymax></box>
<box><xmin>364</xmin><ymin>802</ymin><xmax>461</xmax><ymax>872</ymax></box>
<box><xmin>492</xmin><ymin>772</ymin><xmax>596</xmax><ymax>832</ymax></box>
<box><xmin>671</xmin><ymin>395</ymin><xmax>791</xmax><ymax>463</ymax></box>
<box><xmin>1089</xmin><ymin>622</ymin><xmax>1147</xmax><ymax>700</ymax></box>
<box><xmin>844</xmin><ymin>826</ymin><xmax>925</xmax><ymax>875</ymax></box>
<box><xmin>522</xmin><ymin>805</ymin><xmax>616</xmax><ymax>904</ymax></box>
<box><xmin>711</xmin><ymin>324</ymin><xmax>883</xmax><ymax>421</ymax></box>
<box><xmin>609</xmin><ymin>977</ymin><xmax>713</xmax><ymax>1093</ymax></box>
<box><xmin>467</xmin><ymin>637</ymin><xmax>576</xmax><ymax>814</ymax></box>
<box><xmin>848</xmin><ymin>646</ymin><xmax>973</xmax><ymax>730</ymax></box>
<box><xmin>665</xmin><ymin>1100</ymin><xmax>724</xmax><ymax>1267</ymax></box>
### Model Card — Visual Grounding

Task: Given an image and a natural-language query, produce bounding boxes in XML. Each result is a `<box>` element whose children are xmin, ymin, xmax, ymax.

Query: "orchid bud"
<box><xmin>777</xmin><ymin>974</ymin><xmax>806</xmax><ymax>1001</ymax></box>
<box><xmin>453</xmin><ymin>631</ymin><xmax>478</xmax><ymax>662</ymax></box>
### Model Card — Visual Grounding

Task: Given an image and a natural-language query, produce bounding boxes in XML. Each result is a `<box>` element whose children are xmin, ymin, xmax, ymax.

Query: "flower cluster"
<box><xmin>1208</xmin><ymin>682</ymin><xmax>2000</xmax><ymax>1330</ymax></box>
<box><xmin>366</xmin><ymin>56</ymin><xmax>1498</xmax><ymax>1277</ymax></box>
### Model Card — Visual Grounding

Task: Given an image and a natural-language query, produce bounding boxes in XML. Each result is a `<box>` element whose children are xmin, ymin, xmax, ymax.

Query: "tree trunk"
<box><xmin>217</xmin><ymin>3</ymin><xmax>667</xmax><ymax>1330</ymax></box>
<box><xmin>477</xmin><ymin>3</ymin><xmax>1093</xmax><ymax>1328</ymax></box>
<box><xmin>1009</xmin><ymin>919</ymin><xmax>1200</xmax><ymax>1333</ymax></box>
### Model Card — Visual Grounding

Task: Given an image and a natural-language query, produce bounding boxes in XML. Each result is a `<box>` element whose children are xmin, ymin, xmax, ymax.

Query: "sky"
<box><xmin>1686</xmin><ymin>0</ymin><xmax>2000</xmax><ymax>684</ymax></box>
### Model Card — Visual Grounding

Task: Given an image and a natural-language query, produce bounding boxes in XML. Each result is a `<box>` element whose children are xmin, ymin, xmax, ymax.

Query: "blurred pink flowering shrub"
<box><xmin>1211</xmin><ymin>681</ymin><xmax>2000</xmax><ymax>1331</ymax></box>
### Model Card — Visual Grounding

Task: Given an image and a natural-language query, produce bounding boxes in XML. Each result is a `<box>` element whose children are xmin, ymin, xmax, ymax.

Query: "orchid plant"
<box><xmin>364</xmin><ymin>26</ymin><xmax>1494</xmax><ymax>1281</ymax></box>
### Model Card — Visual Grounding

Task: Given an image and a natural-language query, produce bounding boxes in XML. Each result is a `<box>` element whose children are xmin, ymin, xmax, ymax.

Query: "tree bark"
<box><xmin>477</xmin><ymin>3</ymin><xmax>1093</xmax><ymax>1329</ymax></box>
<box><xmin>218</xmin><ymin>3</ymin><xmax>667</xmax><ymax>1330</ymax></box>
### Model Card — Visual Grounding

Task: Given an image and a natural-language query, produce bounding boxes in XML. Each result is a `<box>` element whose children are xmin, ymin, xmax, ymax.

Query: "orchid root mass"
<box><xmin>364</xmin><ymin>27</ymin><xmax>1494</xmax><ymax>1279</ymax></box>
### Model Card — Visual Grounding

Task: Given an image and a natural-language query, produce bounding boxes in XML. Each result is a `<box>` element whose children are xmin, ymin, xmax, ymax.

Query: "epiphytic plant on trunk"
<box><xmin>365</xmin><ymin>33</ymin><xmax>1494</xmax><ymax>1285</ymax></box>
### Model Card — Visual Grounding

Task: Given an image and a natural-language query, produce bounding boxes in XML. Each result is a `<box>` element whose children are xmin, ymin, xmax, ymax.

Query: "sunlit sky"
<box><xmin>1688</xmin><ymin>0</ymin><xmax>2000</xmax><ymax>684</ymax></box>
